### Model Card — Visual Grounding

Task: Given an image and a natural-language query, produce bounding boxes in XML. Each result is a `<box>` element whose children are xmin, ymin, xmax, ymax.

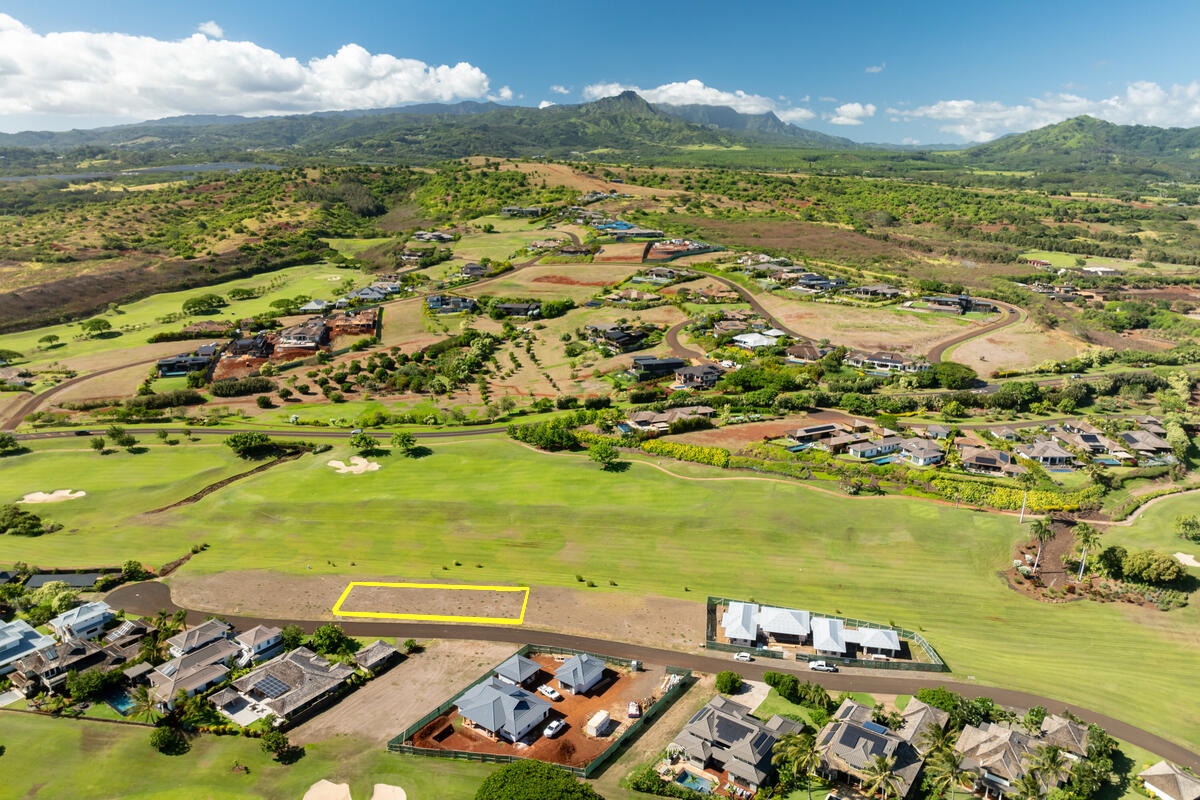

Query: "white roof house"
<box><xmin>846</xmin><ymin>627</ymin><xmax>901</xmax><ymax>653</ymax></box>
<box><xmin>0</xmin><ymin>619</ymin><xmax>55</xmax><ymax>675</ymax></box>
<box><xmin>48</xmin><ymin>601</ymin><xmax>114</xmax><ymax>641</ymax></box>
<box><xmin>758</xmin><ymin>606</ymin><xmax>811</xmax><ymax>639</ymax></box>
<box><xmin>722</xmin><ymin>601</ymin><xmax>760</xmax><ymax>645</ymax></box>
<box><xmin>732</xmin><ymin>332</ymin><xmax>780</xmax><ymax>350</ymax></box>
<box><xmin>811</xmin><ymin>617</ymin><xmax>846</xmax><ymax>654</ymax></box>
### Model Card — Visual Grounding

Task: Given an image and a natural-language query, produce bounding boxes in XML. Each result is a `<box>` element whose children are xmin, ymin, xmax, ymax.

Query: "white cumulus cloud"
<box><xmin>550</xmin><ymin>84</ymin><xmax>569</xmax><ymax>95</ymax></box>
<box><xmin>582</xmin><ymin>78</ymin><xmax>814</xmax><ymax>123</ymax></box>
<box><xmin>865</xmin><ymin>62</ymin><xmax>885</xmax><ymax>74</ymax></box>
<box><xmin>488</xmin><ymin>86</ymin><xmax>513</xmax><ymax>101</ymax></box>
<box><xmin>0</xmin><ymin>13</ymin><xmax>496</xmax><ymax>128</ymax></box>
<box><xmin>197</xmin><ymin>21</ymin><xmax>224</xmax><ymax>39</ymax></box>
<box><xmin>538</xmin><ymin>100</ymin><xmax>556</xmax><ymax>109</ymax></box>
<box><xmin>828</xmin><ymin>102</ymin><xmax>876</xmax><ymax>125</ymax></box>
<box><xmin>893</xmin><ymin>80</ymin><xmax>1200</xmax><ymax>142</ymax></box>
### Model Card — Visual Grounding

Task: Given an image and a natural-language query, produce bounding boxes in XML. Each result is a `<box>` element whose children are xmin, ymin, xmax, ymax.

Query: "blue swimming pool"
<box><xmin>104</xmin><ymin>689</ymin><xmax>135</xmax><ymax>716</ymax></box>
<box><xmin>675</xmin><ymin>771</ymin><xmax>715</xmax><ymax>794</ymax></box>
<box><xmin>873</xmin><ymin>456</ymin><xmax>895</xmax><ymax>465</ymax></box>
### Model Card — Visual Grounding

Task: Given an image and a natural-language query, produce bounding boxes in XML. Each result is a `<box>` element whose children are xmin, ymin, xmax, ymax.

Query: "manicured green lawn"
<box><xmin>1</xmin><ymin>437</ymin><xmax>1198</xmax><ymax>752</ymax></box>
<box><xmin>0</xmin><ymin>711</ymin><xmax>493</xmax><ymax>799</ymax></box>
<box><xmin>753</xmin><ymin>689</ymin><xmax>819</xmax><ymax>728</ymax></box>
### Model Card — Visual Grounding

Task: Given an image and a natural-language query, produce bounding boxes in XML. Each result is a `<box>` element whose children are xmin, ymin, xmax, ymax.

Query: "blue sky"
<box><xmin>2</xmin><ymin>1</ymin><xmax>1199</xmax><ymax>143</ymax></box>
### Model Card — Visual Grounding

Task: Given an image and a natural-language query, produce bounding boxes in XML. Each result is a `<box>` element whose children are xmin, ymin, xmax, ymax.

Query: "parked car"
<box><xmin>350</xmin><ymin>428</ymin><xmax>363</xmax><ymax>434</ymax></box>
<box><xmin>543</xmin><ymin>719</ymin><xmax>567</xmax><ymax>738</ymax></box>
<box><xmin>733</xmin><ymin>652</ymin><xmax>753</xmax><ymax>662</ymax></box>
<box><xmin>537</xmin><ymin>684</ymin><xmax>562</xmax><ymax>701</ymax></box>
<box><xmin>809</xmin><ymin>660</ymin><xmax>838</xmax><ymax>673</ymax></box>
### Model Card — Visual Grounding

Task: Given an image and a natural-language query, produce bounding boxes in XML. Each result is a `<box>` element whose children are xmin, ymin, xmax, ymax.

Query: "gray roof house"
<box><xmin>1140</xmin><ymin>762</ymin><xmax>1200</xmax><ymax>800</ymax></box>
<box><xmin>556</xmin><ymin>653</ymin><xmax>607</xmax><ymax>695</ymax></box>
<box><xmin>354</xmin><ymin>640</ymin><xmax>399</xmax><ymax>673</ymax></box>
<box><xmin>150</xmin><ymin>637</ymin><xmax>241</xmax><ymax>708</ymax></box>
<box><xmin>1016</xmin><ymin>439</ymin><xmax>1075</xmax><ymax>467</ymax></box>
<box><xmin>672</xmin><ymin>695</ymin><xmax>802</xmax><ymax>793</ymax></box>
<box><xmin>48</xmin><ymin>601</ymin><xmax>114</xmax><ymax>641</ymax></box>
<box><xmin>0</xmin><ymin>619</ymin><xmax>55</xmax><ymax>675</ymax></box>
<box><xmin>955</xmin><ymin>722</ymin><xmax>1039</xmax><ymax>797</ymax></box>
<box><xmin>166</xmin><ymin>619</ymin><xmax>232</xmax><ymax>658</ymax></box>
<box><xmin>494</xmin><ymin>653</ymin><xmax>541</xmax><ymax>686</ymax></box>
<box><xmin>456</xmin><ymin>677</ymin><xmax>551</xmax><ymax>742</ymax></box>
<box><xmin>758</xmin><ymin>606</ymin><xmax>811</xmax><ymax>644</ymax></box>
<box><xmin>811</xmin><ymin>617</ymin><xmax>846</xmax><ymax>655</ymax></box>
<box><xmin>234</xmin><ymin>647</ymin><xmax>354</xmax><ymax>722</ymax></box>
<box><xmin>817</xmin><ymin>699</ymin><xmax>927</xmax><ymax>798</ymax></box>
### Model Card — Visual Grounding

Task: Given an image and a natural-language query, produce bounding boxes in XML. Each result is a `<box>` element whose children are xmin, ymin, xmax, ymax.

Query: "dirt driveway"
<box><xmin>289</xmin><ymin>639</ymin><xmax>519</xmax><ymax>747</ymax></box>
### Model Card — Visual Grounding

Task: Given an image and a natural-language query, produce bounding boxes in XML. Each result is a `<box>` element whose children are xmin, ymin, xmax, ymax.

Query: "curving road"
<box><xmin>0</xmin><ymin>355</ymin><xmax>164</xmax><ymax>431</ymax></box>
<box><xmin>107</xmin><ymin>581</ymin><xmax>1200</xmax><ymax>770</ymax></box>
<box><xmin>925</xmin><ymin>300</ymin><xmax>1023</xmax><ymax>364</ymax></box>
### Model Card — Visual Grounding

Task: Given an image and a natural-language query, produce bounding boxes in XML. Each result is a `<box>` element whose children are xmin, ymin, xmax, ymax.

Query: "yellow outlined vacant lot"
<box><xmin>331</xmin><ymin>581</ymin><xmax>530</xmax><ymax>625</ymax></box>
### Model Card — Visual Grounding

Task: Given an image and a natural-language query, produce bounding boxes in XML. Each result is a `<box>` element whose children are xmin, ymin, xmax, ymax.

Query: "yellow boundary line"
<box><xmin>331</xmin><ymin>581</ymin><xmax>529</xmax><ymax>625</ymax></box>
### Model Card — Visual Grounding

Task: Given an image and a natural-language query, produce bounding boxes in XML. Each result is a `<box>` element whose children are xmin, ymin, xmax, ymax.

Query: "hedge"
<box><xmin>640</xmin><ymin>440</ymin><xmax>730</xmax><ymax>468</ymax></box>
<box><xmin>931</xmin><ymin>477</ymin><xmax>1104</xmax><ymax>512</ymax></box>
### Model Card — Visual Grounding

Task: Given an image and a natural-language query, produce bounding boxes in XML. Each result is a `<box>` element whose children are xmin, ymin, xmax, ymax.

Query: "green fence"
<box><xmin>387</xmin><ymin>645</ymin><xmax>694</xmax><ymax>780</ymax></box>
<box><xmin>706</xmin><ymin>597</ymin><xmax>948</xmax><ymax>673</ymax></box>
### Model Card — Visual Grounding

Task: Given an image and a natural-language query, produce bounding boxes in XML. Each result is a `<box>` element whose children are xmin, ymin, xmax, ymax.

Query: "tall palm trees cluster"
<box><xmin>772</xmin><ymin>731</ymin><xmax>821</xmax><ymax>800</ymax></box>
<box><xmin>921</xmin><ymin>728</ymin><xmax>976</xmax><ymax>800</ymax></box>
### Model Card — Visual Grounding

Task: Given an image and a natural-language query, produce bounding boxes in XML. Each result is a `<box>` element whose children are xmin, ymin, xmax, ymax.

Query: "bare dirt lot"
<box><xmin>170</xmin><ymin>572</ymin><xmax>706</xmax><ymax>652</ymax></box>
<box><xmin>337</xmin><ymin>583</ymin><xmax>527</xmax><ymax>621</ymax></box>
<box><xmin>408</xmin><ymin>652</ymin><xmax>669</xmax><ymax>768</ymax></box>
<box><xmin>754</xmin><ymin>296</ymin><xmax>967</xmax><ymax>354</ymax></box>
<box><xmin>289</xmin><ymin>639</ymin><xmax>519</xmax><ymax>747</ymax></box>
<box><xmin>949</xmin><ymin>321</ymin><xmax>1088</xmax><ymax>372</ymax></box>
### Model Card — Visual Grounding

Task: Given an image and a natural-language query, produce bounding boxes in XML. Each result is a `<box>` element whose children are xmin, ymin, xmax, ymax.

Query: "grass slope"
<box><xmin>0</xmin><ymin>437</ymin><xmax>1197</xmax><ymax>751</ymax></box>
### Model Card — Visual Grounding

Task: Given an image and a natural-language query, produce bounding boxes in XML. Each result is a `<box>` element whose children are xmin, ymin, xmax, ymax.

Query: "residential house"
<box><xmin>235</xmin><ymin>625</ymin><xmax>284</xmax><ymax>666</ymax></box>
<box><xmin>960</xmin><ymin>447</ymin><xmax>1027</xmax><ymax>476</ymax></box>
<box><xmin>850</xmin><ymin>627</ymin><xmax>902</xmax><ymax>657</ymax></box>
<box><xmin>645</xmin><ymin>267</ymin><xmax>679</xmax><ymax>281</ymax></box>
<box><xmin>1139</xmin><ymin>762</ymin><xmax>1200</xmax><ymax>800</ymax></box>
<box><xmin>1015</xmin><ymin>439</ymin><xmax>1076</xmax><ymax>468</ymax></box>
<box><xmin>156</xmin><ymin>353</ymin><xmax>214</xmax><ymax>377</ymax></box>
<box><xmin>672</xmin><ymin>695</ymin><xmax>802</xmax><ymax>793</ymax></box>
<box><xmin>899</xmin><ymin>438</ymin><xmax>944</xmax><ymax>466</ymax></box>
<box><xmin>9</xmin><ymin>638</ymin><xmax>116</xmax><ymax>696</ymax></box>
<box><xmin>1118</xmin><ymin>429</ymin><xmax>1175</xmax><ymax>461</ymax></box>
<box><xmin>600</xmin><ymin>327</ymin><xmax>647</xmax><ymax>353</ymax></box>
<box><xmin>459</xmin><ymin>263</ymin><xmax>488</xmax><ymax>279</ymax></box>
<box><xmin>626</xmin><ymin>405</ymin><xmax>715</xmax><ymax>434</ymax></box>
<box><xmin>721</xmin><ymin>601</ymin><xmax>760</xmax><ymax>647</ymax></box>
<box><xmin>844</xmin><ymin>284</ymin><xmax>902</xmax><ymax>299</ymax></box>
<box><xmin>0</xmin><ymin>620</ymin><xmax>55</xmax><ymax>675</ymax></box>
<box><xmin>758</xmin><ymin>606</ymin><xmax>810</xmax><ymax>645</ymax></box>
<box><xmin>495</xmin><ymin>302</ymin><xmax>541</xmax><ymax>318</ymax></box>
<box><xmin>993</xmin><ymin>427</ymin><xmax>1021</xmax><ymax>442</ymax></box>
<box><xmin>493</xmin><ymin>653</ymin><xmax>541</xmax><ymax>687</ymax></box>
<box><xmin>1131</xmin><ymin>416</ymin><xmax>1167</xmax><ymax>437</ymax></box>
<box><xmin>817</xmin><ymin>699</ymin><xmax>928</xmax><ymax>798</ymax></box>
<box><xmin>426</xmin><ymin>295</ymin><xmax>477</xmax><ymax>314</ymax></box>
<box><xmin>327</xmin><ymin>308</ymin><xmax>380</xmax><ymax>337</ymax></box>
<box><xmin>166</xmin><ymin>619</ymin><xmax>232</xmax><ymax>658</ymax></box>
<box><xmin>895</xmin><ymin>700</ymin><xmax>950</xmax><ymax>751</ymax></box>
<box><xmin>956</xmin><ymin>722</ymin><xmax>1040</xmax><ymax>798</ymax></box>
<box><xmin>298</xmin><ymin>299</ymin><xmax>332</xmax><ymax>313</ymax></box>
<box><xmin>48</xmin><ymin>601</ymin><xmax>114</xmax><ymax>641</ymax></box>
<box><xmin>150</xmin><ymin>637</ymin><xmax>241</xmax><ymax>708</ymax></box>
<box><xmin>818</xmin><ymin>433</ymin><xmax>867</xmax><ymax>455</ymax></box>
<box><xmin>606</xmin><ymin>288</ymin><xmax>661</xmax><ymax>304</ymax></box>
<box><xmin>353</xmin><ymin>640</ymin><xmax>399</xmax><ymax>673</ymax></box>
<box><xmin>226</xmin><ymin>646</ymin><xmax>355</xmax><ymax>724</ymax></box>
<box><xmin>847</xmin><ymin>436</ymin><xmax>904</xmax><ymax>460</ymax></box>
<box><xmin>501</xmin><ymin>206</ymin><xmax>545</xmax><ymax>217</ymax></box>
<box><xmin>811</xmin><ymin>617</ymin><xmax>846</xmax><ymax>655</ymax></box>
<box><xmin>555</xmin><ymin>653</ymin><xmax>606</xmax><ymax>695</ymax></box>
<box><xmin>924</xmin><ymin>424</ymin><xmax>952</xmax><ymax>440</ymax></box>
<box><xmin>277</xmin><ymin>318</ymin><xmax>329</xmax><ymax>349</ymax></box>
<box><xmin>732</xmin><ymin>332</ymin><xmax>781</xmax><ymax>350</ymax></box>
<box><xmin>785</xmin><ymin>343</ymin><xmax>829</xmax><ymax>364</ymax></box>
<box><xmin>1039</xmin><ymin>714</ymin><xmax>1090</xmax><ymax>759</ymax></box>
<box><xmin>227</xmin><ymin>335</ymin><xmax>273</xmax><ymax>358</ymax></box>
<box><xmin>846</xmin><ymin>350</ymin><xmax>929</xmax><ymax>373</ymax></box>
<box><xmin>675</xmin><ymin>364</ymin><xmax>724</xmax><ymax>389</ymax></box>
<box><xmin>456</xmin><ymin>677</ymin><xmax>551</xmax><ymax>742</ymax></box>
<box><xmin>787</xmin><ymin>422</ymin><xmax>848</xmax><ymax>445</ymax></box>
<box><xmin>628</xmin><ymin>355</ymin><xmax>684</xmax><ymax>380</ymax></box>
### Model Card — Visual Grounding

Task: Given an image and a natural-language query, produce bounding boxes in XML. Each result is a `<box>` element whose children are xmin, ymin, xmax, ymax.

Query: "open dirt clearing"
<box><xmin>462</xmin><ymin>160</ymin><xmax>679</xmax><ymax>198</ymax></box>
<box><xmin>336</xmin><ymin>583</ymin><xmax>527</xmax><ymax>621</ymax></box>
<box><xmin>289</xmin><ymin>639</ymin><xmax>519</xmax><ymax>747</ymax></box>
<box><xmin>170</xmin><ymin>572</ymin><xmax>706</xmax><ymax>651</ymax></box>
<box><xmin>754</xmin><ymin>296</ymin><xmax>967</xmax><ymax>354</ymax></box>
<box><xmin>948</xmin><ymin>321</ymin><xmax>1088</xmax><ymax>372</ymax></box>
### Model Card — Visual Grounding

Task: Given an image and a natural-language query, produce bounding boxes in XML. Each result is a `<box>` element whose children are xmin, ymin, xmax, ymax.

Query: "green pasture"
<box><xmin>0</xmin><ymin>437</ymin><xmax>1197</xmax><ymax>752</ymax></box>
<box><xmin>323</xmin><ymin>237</ymin><xmax>394</xmax><ymax>256</ymax></box>
<box><xmin>0</xmin><ymin>262</ymin><xmax>357</xmax><ymax>371</ymax></box>
<box><xmin>0</xmin><ymin>712</ymin><xmax>492</xmax><ymax>800</ymax></box>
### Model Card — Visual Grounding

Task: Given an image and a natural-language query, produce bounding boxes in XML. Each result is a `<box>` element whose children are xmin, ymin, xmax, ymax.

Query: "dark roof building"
<box><xmin>672</xmin><ymin>695</ymin><xmax>802</xmax><ymax>793</ymax></box>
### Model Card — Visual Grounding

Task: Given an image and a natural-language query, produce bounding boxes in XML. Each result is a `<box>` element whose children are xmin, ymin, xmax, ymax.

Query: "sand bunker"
<box><xmin>372</xmin><ymin>786</ymin><xmax>407</xmax><ymax>800</ymax></box>
<box><xmin>1175</xmin><ymin>552</ymin><xmax>1200</xmax><ymax>568</ymax></box>
<box><xmin>326</xmin><ymin>456</ymin><xmax>380</xmax><ymax>474</ymax></box>
<box><xmin>19</xmin><ymin>489</ymin><xmax>86</xmax><ymax>504</ymax></box>
<box><xmin>304</xmin><ymin>780</ymin><xmax>352</xmax><ymax>800</ymax></box>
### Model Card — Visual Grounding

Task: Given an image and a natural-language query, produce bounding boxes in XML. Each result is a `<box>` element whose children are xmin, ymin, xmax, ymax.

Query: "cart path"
<box><xmin>107</xmin><ymin>580</ymin><xmax>1200</xmax><ymax>770</ymax></box>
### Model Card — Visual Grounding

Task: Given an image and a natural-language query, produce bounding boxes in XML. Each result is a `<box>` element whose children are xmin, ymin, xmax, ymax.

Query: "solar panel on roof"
<box><xmin>254</xmin><ymin>675</ymin><xmax>291</xmax><ymax>698</ymax></box>
<box><xmin>863</xmin><ymin>721</ymin><xmax>888</xmax><ymax>735</ymax></box>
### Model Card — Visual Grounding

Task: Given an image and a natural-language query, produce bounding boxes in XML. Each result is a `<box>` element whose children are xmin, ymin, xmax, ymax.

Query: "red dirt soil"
<box><xmin>531</xmin><ymin>275</ymin><xmax>612</xmax><ymax>287</ymax></box>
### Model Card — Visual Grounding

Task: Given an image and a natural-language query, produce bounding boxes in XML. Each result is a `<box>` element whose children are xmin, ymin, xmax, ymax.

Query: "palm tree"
<box><xmin>1011</xmin><ymin>770</ymin><xmax>1044</xmax><ymax>800</ymax></box>
<box><xmin>1030</xmin><ymin>518</ymin><xmax>1055</xmax><ymax>573</ymax></box>
<box><xmin>1073</xmin><ymin>522</ymin><xmax>1100</xmax><ymax>581</ymax></box>
<box><xmin>926</xmin><ymin>749</ymin><xmax>976</xmax><ymax>800</ymax></box>
<box><xmin>126</xmin><ymin>684</ymin><xmax>159</xmax><ymax>724</ymax></box>
<box><xmin>1025</xmin><ymin>744</ymin><xmax>1067</xmax><ymax>788</ymax></box>
<box><xmin>862</xmin><ymin>755</ymin><xmax>902</xmax><ymax>800</ymax></box>
<box><xmin>1016</xmin><ymin>471</ymin><xmax>1037</xmax><ymax>523</ymax></box>
<box><xmin>773</xmin><ymin>732</ymin><xmax>820</xmax><ymax>800</ymax></box>
<box><xmin>917</xmin><ymin>724</ymin><xmax>958</xmax><ymax>758</ymax></box>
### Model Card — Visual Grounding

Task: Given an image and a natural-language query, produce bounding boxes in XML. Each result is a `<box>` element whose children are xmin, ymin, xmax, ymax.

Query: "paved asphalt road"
<box><xmin>107</xmin><ymin>581</ymin><xmax>1200</xmax><ymax>770</ymax></box>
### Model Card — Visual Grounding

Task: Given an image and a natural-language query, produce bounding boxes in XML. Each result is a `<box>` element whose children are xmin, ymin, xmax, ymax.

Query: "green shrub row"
<box><xmin>931</xmin><ymin>478</ymin><xmax>1104</xmax><ymax>512</ymax></box>
<box><xmin>640</xmin><ymin>440</ymin><xmax>730</xmax><ymax>467</ymax></box>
